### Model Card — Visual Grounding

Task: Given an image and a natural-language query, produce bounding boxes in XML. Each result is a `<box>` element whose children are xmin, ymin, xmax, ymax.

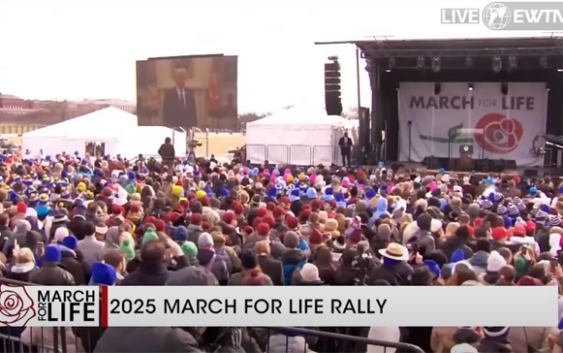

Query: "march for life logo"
<box><xmin>0</xmin><ymin>285</ymin><xmax>99</xmax><ymax>327</ymax></box>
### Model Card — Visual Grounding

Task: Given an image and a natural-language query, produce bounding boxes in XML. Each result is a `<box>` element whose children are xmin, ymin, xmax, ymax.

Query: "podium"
<box><xmin>458</xmin><ymin>145</ymin><xmax>474</xmax><ymax>171</ymax></box>
<box><xmin>457</xmin><ymin>128</ymin><xmax>484</xmax><ymax>171</ymax></box>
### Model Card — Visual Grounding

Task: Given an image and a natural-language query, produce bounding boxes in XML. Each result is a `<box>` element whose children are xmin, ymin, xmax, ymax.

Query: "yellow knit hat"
<box><xmin>172</xmin><ymin>185</ymin><xmax>184</xmax><ymax>197</ymax></box>
<box><xmin>196</xmin><ymin>190</ymin><xmax>207</xmax><ymax>199</ymax></box>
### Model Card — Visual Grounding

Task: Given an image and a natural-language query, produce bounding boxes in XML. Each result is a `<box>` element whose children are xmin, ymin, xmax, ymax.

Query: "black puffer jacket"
<box><xmin>29</xmin><ymin>262</ymin><xmax>74</xmax><ymax>286</ymax></box>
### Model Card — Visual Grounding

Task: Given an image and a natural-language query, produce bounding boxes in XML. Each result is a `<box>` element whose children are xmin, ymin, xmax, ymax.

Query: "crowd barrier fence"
<box><xmin>246</xmin><ymin>144</ymin><xmax>356</xmax><ymax>166</ymax></box>
<box><xmin>0</xmin><ymin>279</ymin><xmax>423</xmax><ymax>353</ymax></box>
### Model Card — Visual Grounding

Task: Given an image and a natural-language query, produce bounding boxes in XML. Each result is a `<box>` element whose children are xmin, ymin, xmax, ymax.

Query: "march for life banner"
<box><xmin>0</xmin><ymin>285</ymin><xmax>556</xmax><ymax>327</ymax></box>
<box><xmin>398</xmin><ymin>82</ymin><xmax>548</xmax><ymax>166</ymax></box>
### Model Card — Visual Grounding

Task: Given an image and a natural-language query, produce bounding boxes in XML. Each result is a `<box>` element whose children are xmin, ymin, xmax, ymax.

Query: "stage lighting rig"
<box><xmin>432</xmin><ymin>56</ymin><xmax>441</xmax><ymax>73</ymax></box>
<box><xmin>508</xmin><ymin>55</ymin><xmax>517</xmax><ymax>71</ymax></box>
<box><xmin>465</xmin><ymin>57</ymin><xmax>473</xmax><ymax>67</ymax></box>
<box><xmin>492</xmin><ymin>56</ymin><xmax>502</xmax><ymax>72</ymax></box>
<box><xmin>416</xmin><ymin>56</ymin><xmax>425</xmax><ymax>70</ymax></box>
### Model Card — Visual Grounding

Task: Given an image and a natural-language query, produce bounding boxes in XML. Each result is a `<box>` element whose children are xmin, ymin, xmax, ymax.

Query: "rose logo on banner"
<box><xmin>475</xmin><ymin>113</ymin><xmax>524</xmax><ymax>154</ymax></box>
<box><xmin>0</xmin><ymin>285</ymin><xmax>36</xmax><ymax>327</ymax></box>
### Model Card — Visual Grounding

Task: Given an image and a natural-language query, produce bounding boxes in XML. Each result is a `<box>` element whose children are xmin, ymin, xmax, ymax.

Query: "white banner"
<box><xmin>398</xmin><ymin>82</ymin><xmax>547</xmax><ymax>166</ymax></box>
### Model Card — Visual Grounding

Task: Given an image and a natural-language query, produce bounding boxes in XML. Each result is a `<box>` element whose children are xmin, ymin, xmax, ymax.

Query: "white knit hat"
<box><xmin>487</xmin><ymin>251</ymin><xmax>507</xmax><ymax>272</ymax></box>
<box><xmin>301</xmin><ymin>264</ymin><xmax>322</xmax><ymax>283</ymax></box>
<box><xmin>54</xmin><ymin>227</ymin><xmax>69</xmax><ymax>243</ymax></box>
<box><xmin>450</xmin><ymin>343</ymin><xmax>478</xmax><ymax>353</ymax></box>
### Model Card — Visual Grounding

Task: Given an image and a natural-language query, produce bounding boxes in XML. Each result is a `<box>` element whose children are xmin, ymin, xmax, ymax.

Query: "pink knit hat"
<box><xmin>54</xmin><ymin>227</ymin><xmax>69</xmax><ymax>243</ymax></box>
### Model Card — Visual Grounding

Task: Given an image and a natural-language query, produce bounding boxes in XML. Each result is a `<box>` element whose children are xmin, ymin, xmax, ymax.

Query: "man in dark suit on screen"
<box><xmin>162</xmin><ymin>68</ymin><xmax>197</xmax><ymax>129</ymax></box>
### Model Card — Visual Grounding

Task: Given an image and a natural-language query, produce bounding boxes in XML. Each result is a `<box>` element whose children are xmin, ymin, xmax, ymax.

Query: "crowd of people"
<box><xmin>1</xmin><ymin>141</ymin><xmax>563</xmax><ymax>353</ymax></box>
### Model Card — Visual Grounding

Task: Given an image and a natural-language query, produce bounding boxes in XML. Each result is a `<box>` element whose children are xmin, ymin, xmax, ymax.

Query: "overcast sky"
<box><xmin>0</xmin><ymin>1</ymin><xmax>543</xmax><ymax>114</ymax></box>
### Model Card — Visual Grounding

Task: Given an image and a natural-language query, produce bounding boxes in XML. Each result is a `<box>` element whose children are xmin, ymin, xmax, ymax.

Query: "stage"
<box><xmin>317</xmin><ymin>36</ymin><xmax>563</xmax><ymax>174</ymax></box>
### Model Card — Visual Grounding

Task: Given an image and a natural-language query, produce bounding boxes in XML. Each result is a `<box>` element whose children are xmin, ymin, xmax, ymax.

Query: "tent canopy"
<box><xmin>22</xmin><ymin>107</ymin><xmax>186</xmax><ymax>159</ymax></box>
<box><xmin>23</xmin><ymin>107</ymin><xmax>137</xmax><ymax>139</ymax></box>
<box><xmin>246</xmin><ymin>106</ymin><xmax>357</xmax><ymax>165</ymax></box>
<box><xmin>248</xmin><ymin>107</ymin><xmax>355</xmax><ymax>129</ymax></box>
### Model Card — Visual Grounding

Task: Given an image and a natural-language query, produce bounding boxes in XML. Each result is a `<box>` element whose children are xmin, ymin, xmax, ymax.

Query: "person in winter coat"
<box><xmin>2</xmin><ymin>219</ymin><xmax>31</xmax><ymax>258</ymax></box>
<box><xmin>243</xmin><ymin>223</ymin><xmax>286</xmax><ymax>259</ymax></box>
<box><xmin>368</xmin><ymin>243</ymin><xmax>413</xmax><ymax>286</ymax></box>
<box><xmin>333</xmin><ymin>249</ymin><xmax>358</xmax><ymax>285</ymax></box>
<box><xmin>220</xmin><ymin>212</ymin><xmax>242</xmax><ymax>247</ymax></box>
<box><xmin>468</xmin><ymin>238</ymin><xmax>490</xmax><ymax>277</ymax></box>
<box><xmin>370</xmin><ymin>197</ymin><xmax>390</xmax><ymax>227</ymax></box>
<box><xmin>439</xmin><ymin>225</ymin><xmax>474</xmax><ymax>262</ymax></box>
<box><xmin>255</xmin><ymin>242</ymin><xmax>284</xmax><ymax>286</ymax></box>
<box><xmin>229</xmin><ymin>249</ymin><xmax>261</xmax><ymax>285</ymax></box>
<box><xmin>507</xmin><ymin>326</ymin><xmax>559</xmax><ymax>353</ymax></box>
<box><xmin>210</xmin><ymin>228</ymin><xmax>241</xmax><ymax>273</ymax></box>
<box><xmin>478</xmin><ymin>327</ymin><xmax>513</xmax><ymax>353</ymax></box>
<box><xmin>120</xmin><ymin>238</ymin><xmax>189</xmax><ymax>286</ymax></box>
<box><xmin>59</xmin><ymin>236</ymin><xmax>88</xmax><ymax>284</ymax></box>
<box><xmin>30</xmin><ymin>245</ymin><xmax>75</xmax><ymax>285</ymax></box>
<box><xmin>67</xmin><ymin>206</ymin><xmax>87</xmax><ymax>240</ymax></box>
<box><xmin>6</xmin><ymin>247</ymin><xmax>38</xmax><ymax>282</ymax></box>
<box><xmin>281</xmin><ymin>231</ymin><xmax>306</xmax><ymax>285</ymax></box>
<box><xmin>407</xmin><ymin>213</ymin><xmax>435</xmax><ymax>257</ymax></box>
<box><xmin>187</xmin><ymin>213</ymin><xmax>204</xmax><ymax>244</ymax></box>
<box><xmin>196</xmin><ymin>232</ymin><xmax>229</xmax><ymax>284</ymax></box>
<box><xmin>480</xmin><ymin>251</ymin><xmax>507</xmax><ymax>285</ymax></box>
<box><xmin>446</xmin><ymin>327</ymin><xmax>482</xmax><ymax>353</ymax></box>
<box><xmin>77</xmin><ymin>221</ymin><xmax>105</xmax><ymax>269</ymax></box>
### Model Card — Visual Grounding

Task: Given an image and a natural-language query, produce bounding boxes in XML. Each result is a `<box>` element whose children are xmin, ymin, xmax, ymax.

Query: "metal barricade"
<box><xmin>289</xmin><ymin>145</ymin><xmax>312</xmax><ymax>166</ymax></box>
<box><xmin>257</xmin><ymin>327</ymin><xmax>425</xmax><ymax>353</ymax></box>
<box><xmin>312</xmin><ymin>145</ymin><xmax>337</xmax><ymax>166</ymax></box>
<box><xmin>266</xmin><ymin>145</ymin><xmax>289</xmax><ymax>165</ymax></box>
<box><xmin>246</xmin><ymin>144</ymin><xmax>267</xmax><ymax>164</ymax></box>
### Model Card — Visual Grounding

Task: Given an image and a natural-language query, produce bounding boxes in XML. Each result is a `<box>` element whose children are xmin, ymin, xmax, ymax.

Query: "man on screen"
<box><xmin>162</xmin><ymin>68</ymin><xmax>197</xmax><ymax>129</ymax></box>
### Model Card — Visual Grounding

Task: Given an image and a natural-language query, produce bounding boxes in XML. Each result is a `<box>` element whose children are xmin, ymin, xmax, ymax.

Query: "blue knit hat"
<box><xmin>44</xmin><ymin>245</ymin><xmax>61</xmax><ymax>263</ymax></box>
<box><xmin>91</xmin><ymin>262</ymin><xmax>117</xmax><ymax>286</ymax></box>
<box><xmin>306</xmin><ymin>188</ymin><xmax>317</xmax><ymax>200</ymax></box>
<box><xmin>174</xmin><ymin>226</ymin><xmax>188</xmax><ymax>242</ymax></box>
<box><xmin>423</xmin><ymin>260</ymin><xmax>441</xmax><ymax>279</ymax></box>
<box><xmin>451</xmin><ymin>249</ymin><xmax>466</xmax><ymax>263</ymax></box>
<box><xmin>61</xmin><ymin>236</ymin><xmax>77</xmax><ymax>250</ymax></box>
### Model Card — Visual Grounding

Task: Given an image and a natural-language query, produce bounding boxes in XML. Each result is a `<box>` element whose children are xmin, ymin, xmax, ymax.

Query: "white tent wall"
<box><xmin>117</xmin><ymin>127</ymin><xmax>186</xmax><ymax>160</ymax></box>
<box><xmin>246</xmin><ymin>107</ymin><xmax>357</xmax><ymax>165</ymax></box>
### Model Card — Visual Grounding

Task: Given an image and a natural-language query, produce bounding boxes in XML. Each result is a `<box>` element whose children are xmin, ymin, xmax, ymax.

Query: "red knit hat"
<box><xmin>112</xmin><ymin>204</ymin><xmax>123</xmax><ymax>215</ymax></box>
<box><xmin>262</xmin><ymin>215</ymin><xmax>275</xmax><ymax>228</ymax></box>
<box><xmin>492</xmin><ymin>227</ymin><xmax>507</xmax><ymax>241</ymax></box>
<box><xmin>252</xmin><ymin>217</ymin><xmax>263</xmax><ymax>228</ymax></box>
<box><xmin>257</xmin><ymin>223</ymin><xmax>270</xmax><ymax>236</ymax></box>
<box><xmin>526</xmin><ymin>221</ymin><xmax>536</xmax><ymax>233</ymax></box>
<box><xmin>257</xmin><ymin>208</ymin><xmax>268</xmax><ymax>218</ymax></box>
<box><xmin>153</xmin><ymin>219</ymin><xmax>165</xmax><ymax>232</ymax></box>
<box><xmin>243</xmin><ymin>226</ymin><xmax>254</xmax><ymax>235</ymax></box>
<box><xmin>279</xmin><ymin>196</ymin><xmax>290</xmax><ymax>205</ymax></box>
<box><xmin>223</xmin><ymin>212</ymin><xmax>236</xmax><ymax>225</ymax></box>
<box><xmin>232</xmin><ymin>202</ymin><xmax>244</xmax><ymax>215</ymax></box>
<box><xmin>266</xmin><ymin>202</ymin><xmax>276</xmax><ymax>212</ymax></box>
<box><xmin>16</xmin><ymin>202</ymin><xmax>27</xmax><ymax>214</ymax></box>
<box><xmin>349</xmin><ymin>228</ymin><xmax>362</xmax><ymax>244</ymax></box>
<box><xmin>189</xmin><ymin>213</ymin><xmax>202</xmax><ymax>226</ymax></box>
<box><xmin>273</xmin><ymin>207</ymin><xmax>285</xmax><ymax>219</ymax></box>
<box><xmin>286</xmin><ymin>216</ymin><xmax>299</xmax><ymax>229</ymax></box>
<box><xmin>475</xmin><ymin>218</ymin><xmax>484</xmax><ymax>227</ymax></box>
<box><xmin>309</xmin><ymin>230</ymin><xmax>323</xmax><ymax>245</ymax></box>
<box><xmin>513</xmin><ymin>226</ymin><xmax>526</xmax><ymax>237</ymax></box>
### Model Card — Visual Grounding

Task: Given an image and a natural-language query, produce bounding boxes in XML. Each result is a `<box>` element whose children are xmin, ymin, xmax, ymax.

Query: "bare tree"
<box><xmin>46</xmin><ymin>100</ymin><xmax>69</xmax><ymax>121</ymax></box>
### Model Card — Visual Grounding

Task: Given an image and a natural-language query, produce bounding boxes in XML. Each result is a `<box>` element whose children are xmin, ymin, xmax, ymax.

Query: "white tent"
<box><xmin>22</xmin><ymin>107</ymin><xmax>186</xmax><ymax>159</ymax></box>
<box><xmin>246</xmin><ymin>107</ymin><xmax>357</xmax><ymax>165</ymax></box>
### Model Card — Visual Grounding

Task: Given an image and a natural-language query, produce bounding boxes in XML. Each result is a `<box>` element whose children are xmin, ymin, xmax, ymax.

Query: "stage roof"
<box><xmin>317</xmin><ymin>36</ymin><xmax>563</xmax><ymax>58</ymax></box>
